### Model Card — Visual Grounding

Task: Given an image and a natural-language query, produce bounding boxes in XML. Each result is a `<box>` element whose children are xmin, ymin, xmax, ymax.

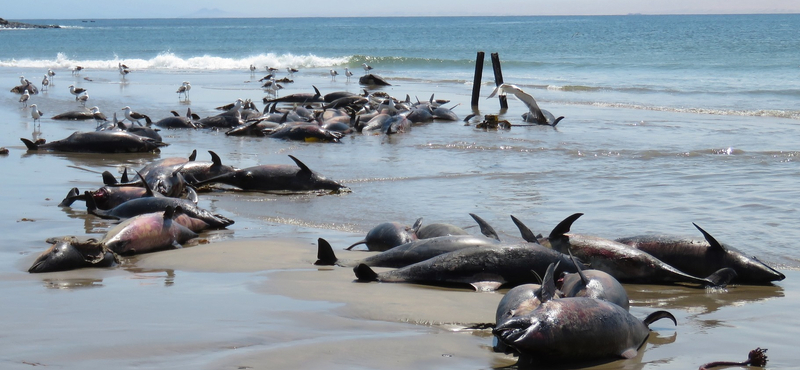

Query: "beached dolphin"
<box><xmin>494</xmin><ymin>264</ymin><xmax>676</xmax><ymax>364</ymax></box>
<box><xmin>101</xmin><ymin>206</ymin><xmax>198</xmax><ymax>255</ymax></box>
<box><xmin>616</xmin><ymin>223</ymin><xmax>785</xmax><ymax>284</ymax></box>
<box><xmin>488</xmin><ymin>83</ymin><xmax>563</xmax><ymax>126</ymax></box>
<box><xmin>346</xmin><ymin>218</ymin><xmax>422</xmax><ymax>251</ymax></box>
<box><xmin>192</xmin><ymin>155</ymin><xmax>347</xmax><ymax>193</ymax></box>
<box><xmin>560</xmin><ymin>251</ymin><xmax>630</xmax><ymax>311</ymax></box>
<box><xmin>513</xmin><ymin>214</ymin><xmax>737</xmax><ymax>287</ymax></box>
<box><xmin>353</xmin><ymin>242</ymin><xmax>581</xmax><ymax>292</ymax></box>
<box><xmin>263</xmin><ymin>85</ymin><xmax>324</xmax><ymax>104</ymax></box>
<box><xmin>28</xmin><ymin>236</ymin><xmax>118</xmax><ymax>273</ymax></box>
<box><xmin>21</xmin><ymin>131</ymin><xmax>165</xmax><ymax>153</ymax></box>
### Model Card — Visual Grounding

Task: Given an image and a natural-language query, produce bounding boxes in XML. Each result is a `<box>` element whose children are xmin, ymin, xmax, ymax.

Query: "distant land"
<box><xmin>0</xmin><ymin>18</ymin><xmax>60</xmax><ymax>28</ymax></box>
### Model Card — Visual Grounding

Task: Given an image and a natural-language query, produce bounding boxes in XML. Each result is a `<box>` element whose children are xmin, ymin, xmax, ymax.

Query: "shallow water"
<box><xmin>2</xmin><ymin>18</ymin><xmax>800</xmax><ymax>368</ymax></box>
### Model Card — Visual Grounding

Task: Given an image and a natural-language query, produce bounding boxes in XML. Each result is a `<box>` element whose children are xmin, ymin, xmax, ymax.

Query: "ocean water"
<box><xmin>1</xmin><ymin>15</ymin><xmax>800</xmax><ymax>369</ymax></box>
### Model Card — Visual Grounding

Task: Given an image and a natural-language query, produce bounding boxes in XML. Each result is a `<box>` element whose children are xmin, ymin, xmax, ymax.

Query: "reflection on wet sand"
<box><xmin>627</xmin><ymin>283</ymin><xmax>784</xmax><ymax>315</ymax></box>
<box><xmin>42</xmin><ymin>277</ymin><xmax>103</xmax><ymax>289</ymax></box>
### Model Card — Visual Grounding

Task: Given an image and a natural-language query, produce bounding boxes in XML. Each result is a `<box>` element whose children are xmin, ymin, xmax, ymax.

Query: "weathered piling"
<box><xmin>490</xmin><ymin>52</ymin><xmax>508</xmax><ymax>109</ymax></box>
<box><xmin>471</xmin><ymin>51</ymin><xmax>485</xmax><ymax>109</ymax></box>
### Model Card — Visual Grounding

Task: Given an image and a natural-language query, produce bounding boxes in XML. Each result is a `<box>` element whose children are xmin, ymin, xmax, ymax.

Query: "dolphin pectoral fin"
<box><xmin>345</xmin><ymin>239</ymin><xmax>366</xmax><ymax>251</ymax></box>
<box><xmin>706</xmin><ymin>267</ymin><xmax>738</xmax><ymax>288</ymax></box>
<box><xmin>643</xmin><ymin>310</ymin><xmax>677</xmax><ymax>327</ymax></box>
<box><xmin>469</xmin><ymin>213</ymin><xmax>500</xmax><ymax>241</ymax></box>
<box><xmin>620</xmin><ymin>348</ymin><xmax>638</xmax><ymax>359</ymax></box>
<box><xmin>510</xmin><ymin>215</ymin><xmax>539</xmax><ymax>244</ymax></box>
<box><xmin>469</xmin><ymin>273</ymin><xmax>506</xmax><ymax>291</ymax></box>
<box><xmin>314</xmin><ymin>238</ymin><xmax>338</xmax><ymax>266</ymax></box>
<box><xmin>548</xmin><ymin>213</ymin><xmax>584</xmax><ymax>239</ymax></box>
<box><xmin>354</xmin><ymin>263</ymin><xmax>378</xmax><ymax>281</ymax></box>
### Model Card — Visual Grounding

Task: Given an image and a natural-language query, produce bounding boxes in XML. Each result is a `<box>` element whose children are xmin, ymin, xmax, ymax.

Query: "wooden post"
<box><xmin>490</xmin><ymin>52</ymin><xmax>508</xmax><ymax>109</ymax></box>
<box><xmin>471</xmin><ymin>51</ymin><xmax>484</xmax><ymax>109</ymax></box>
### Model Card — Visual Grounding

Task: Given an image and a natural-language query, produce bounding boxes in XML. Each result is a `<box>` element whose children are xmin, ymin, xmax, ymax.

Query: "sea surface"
<box><xmin>1</xmin><ymin>15</ymin><xmax>800</xmax><ymax>369</ymax></box>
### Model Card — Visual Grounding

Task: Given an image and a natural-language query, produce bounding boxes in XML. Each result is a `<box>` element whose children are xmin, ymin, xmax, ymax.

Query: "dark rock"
<box><xmin>0</xmin><ymin>18</ymin><xmax>60</xmax><ymax>29</ymax></box>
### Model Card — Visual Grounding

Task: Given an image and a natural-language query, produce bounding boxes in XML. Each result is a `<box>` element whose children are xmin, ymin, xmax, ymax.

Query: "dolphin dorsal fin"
<box><xmin>569</xmin><ymin>249</ymin><xmax>589</xmax><ymax>285</ymax></box>
<box><xmin>510</xmin><ymin>215</ymin><xmax>540</xmax><ymax>244</ymax></box>
<box><xmin>412</xmin><ymin>217</ymin><xmax>423</xmax><ymax>234</ymax></box>
<box><xmin>209</xmin><ymin>150</ymin><xmax>222</xmax><ymax>167</ymax></box>
<box><xmin>692</xmin><ymin>223</ymin><xmax>726</xmax><ymax>252</ymax></box>
<box><xmin>120</xmin><ymin>167</ymin><xmax>129</xmax><ymax>183</ymax></box>
<box><xmin>536</xmin><ymin>262</ymin><xmax>559</xmax><ymax>303</ymax></box>
<box><xmin>469</xmin><ymin>213</ymin><xmax>500</xmax><ymax>241</ymax></box>
<box><xmin>135</xmin><ymin>170</ymin><xmax>155</xmax><ymax>197</ymax></box>
<box><xmin>188</xmin><ymin>149</ymin><xmax>197</xmax><ymax>161</ymax></box>
<box><xmin>312</xmin><ymin>85</ymin><xmax>321</xmax><ymax>97</ymax></box>
<box><xmin>549</xmin><ymin>213</ymin><xmax>583</xmax><ymax>239</ymax></box>
<box><xmin>288</xmin><ymin>155</ymin><xmax>311</xmax><ymax>173</ymax></box>
<box><xmin>102</xmin><ymin>171</ymin><xmax>118</xmax><ymax>185</ymax></box>
<box><xmin>163</xmin><ymin>205</ymin><xmax>175</xmax><ymax>220</ymax></box>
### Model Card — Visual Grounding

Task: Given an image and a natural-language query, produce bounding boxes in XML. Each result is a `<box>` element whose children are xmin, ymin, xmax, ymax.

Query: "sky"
<box><xmin>4</xmin><ymin>0</ymin><xmax>800</xmax><ymax>19</ymax></box>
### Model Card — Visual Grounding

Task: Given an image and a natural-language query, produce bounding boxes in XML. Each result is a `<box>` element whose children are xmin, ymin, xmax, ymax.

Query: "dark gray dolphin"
<box><xmin>20</xmin><ymin>131</ymin><xmax>166</xmax><ymax>153</ymax></box>
<box><xmin>494</xmin><ymin>296</ymin><xmax>676</xmax><ymax>363</ymax></box>
<box><xmin>191</xmin><ymin>155</ymin><xmax>347</xmax><ymax>193</ymax></box>
<box><xmin>353</xmin><ymin>243</ymin><xmax>580</xmax><ymax>292</ymax></box>
<box><xmin>345</xmin><ymin>218</ymin><xmax>422</xmax><ymax>251</ymax></box>
<box><xmin>415</xmin><ymin>222</ymin><xmax>470</xmax><ymax>239</ymax></box>
<box><xmin>28</xmin><ymin>236</ymin><xmax>118</xmax><ymax>273</ymax></box>
<box><xmin>616</xmin><ymin>223</ymin><xmax>785</xmax><ymax>284</ymax></box>
<box><xmin>523</xmin><ymin>213</ymin><xmax>737</xmax><ymax>287</ymax></box>
<box><xmin>316</xmin><ymin>234</ymin><xmax>501</xmax><ymax>268</ymax></box>
<box><xmin>263</xmin><ymin>85</ymin><xmax>324</xmax><ymax>104</ymax></box>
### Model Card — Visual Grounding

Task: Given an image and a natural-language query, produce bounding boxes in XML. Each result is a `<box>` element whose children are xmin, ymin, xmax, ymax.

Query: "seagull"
<box><xmin>47</xmin><ymin>68</ymin><xmax>56</xmax><ymax>79</ymax></box>
<box><xmin>118</xmin><ymin>63</ymin><xmax>131</xmax><ymax>79</ymax></box>
<box><xmin>78</xmin><ymin>92</ymin><xmax>89</xmax><ymax>106</ymax></box>
<box><xmin>362</xmin><ymin>63</ymin><xmax>373</xmax><ymax>74</ymax></box>
<box><xmin>262</xmin><ymin>79</ymin><xmax>283</xmax><ymax>97</ymax></box>
<box><xmin>20</xmin><ymin>76</ymin><xmax>27</xmax><ymax>85</ymax></box>
<box><xmin>41</xmin><ymin>75</ymin><xmax>50</xmax><ymax>92</ymax></box>
<box><xmin>176</xmin><ymin>81</ymin><xmax>191</xmax><ymax>99</ymax></box>
<box><xmin>345</xmin><ymin>67</ymin><xmax>354</xmax><ymax>81</ymax></box>
<box><xmin>249</xmin><ymin>64</ymin><xmax>257</xmax><ymax>73</ymax></box>
<box><xmin>287</xmin><ymin>67</ymin><xmax>298</xmax><ymax>77</ymax></box>
<box><xmin>68</xmin><ymin>85</ymin><xmax>87</xmax><ymax>100</ymax></box>
<box><xmin>71</xmin><ymin>66</ymin><xmax>83</xmax><ymax>75</ymax></box>
<box><xmin>330</xmin><ymin>69</ymin><xmax>339</xmax><ymax>81</ymax></box>
<box><xmin>487</xmin><ymin>83</ymin><xmax>564</xmax><ymax>126</ymax></box>
<box><xmin>121</xmin><ymin>106</ymin><xmax>151</xmax><ymax>125</ymax></box>
<box><xmin>266</xmin><ymin>66</ymin><xmax>279</xmax><ymax>74</ymax></box>
<box><xmin>30</xmin><ymin>104</ymin><xmax>43</xmax><ymax>123</ymax></box>
<box><xmin>89</xmin><ymin>106</ymin><xmax>108</xmax><ymax>122</ymax></box>
<box><xmin>19</xmin><ymin>90</ymin><xmax>30</xmax><ymax>107</ymax></box>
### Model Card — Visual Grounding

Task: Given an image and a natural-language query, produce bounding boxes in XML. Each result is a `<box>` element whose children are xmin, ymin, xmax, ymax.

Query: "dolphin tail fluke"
<box><xmin>314</xmin><ymin>238</ymin><xmax>338</xmax><ymax>266</ymax></box>
<box><xmin>706</xmin><ymin>267</ymin><xmax>738</xmax><ymax>288</ymax></box>
<box><xmin>345</xmin><ymin>239</ymin><xmax>366</xmax><ymax>251</ymax></box>
<box><xmin>20</xmin><ymin>138</ymin><xmax>38</xmax><ymax>150</ymax></box>
<box><xmin>552</xmin><ymin>116</ymin><xmax>565</xmax><ymax>126</ymax></box>
<box><xmin>643</xmin><ymin>310</ymin><xmax>677</xmax><ymax>327</ymax></box>
<box><xmin>58</xmin><ymin>187</ymin><xmax>83</xmax><ymax>207</ymax></box>
<box><xmin>354</xmin><ymin>263</ymin><xmax>378</xmax><ymax>281</ymax></box>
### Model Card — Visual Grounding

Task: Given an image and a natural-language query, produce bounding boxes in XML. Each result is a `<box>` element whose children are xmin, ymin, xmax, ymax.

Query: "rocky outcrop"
<box><xmin>0</xmin><ymin>18</ymin><xmax>60</xmax><ymax>29</ymax></box>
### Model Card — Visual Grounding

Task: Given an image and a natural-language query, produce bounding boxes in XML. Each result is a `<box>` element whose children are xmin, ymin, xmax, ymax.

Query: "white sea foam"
<box><xmin>0</xmin><ymin>52</ymin><xmax>351</xmax><ymax>71</ymax></box>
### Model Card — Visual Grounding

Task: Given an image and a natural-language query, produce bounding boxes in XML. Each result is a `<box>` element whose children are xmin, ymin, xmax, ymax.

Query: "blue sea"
<box><xmin>1</xmin><ymin>15</ymin><xmax>800</xmax><ymax>370</ymax></box>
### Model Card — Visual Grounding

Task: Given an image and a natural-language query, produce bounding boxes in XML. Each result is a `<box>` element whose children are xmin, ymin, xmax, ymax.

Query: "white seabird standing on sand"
<box><xmin>487</xmin><ymin>83</ymin><xmax>564</xmax><ymax>126</ymax></box>
<box><xmin>330</xmin><ymin>69</ymin><xmax>339</xmax><ymax>81</ymax></box>
<box><xmin>78</xmin><ymin>92</ymin><xmax>89</xmax><ymax>106</ymax></box>
<box><xmin>68</xmin><ymin>85</ymin><xmax>87</xmax><ymax>100</ymax></box>
<box><xmin>287</xmin><ymin>67</ymin><xmax>298</xmax><ymax>77</ymax></box>
<box><xmin>118</xmin><ymin>63</ymin><xmax>131</xmax><ymax>79</ymax></box>
<box><xmin>176</xmin><ymin>81</ymin><xmax>191</xmax><ymax>99</ymax></box>
<box><xmin>71</xmin><ymin>66</ymin><xmax>83</xmax><ymax>75</ymax></box>
<box><xmin>41</xmin><ymin>75</ymin><xmax>50</xmax><ymax>92</ymax></box>
<box><xmin>345</xmin><ymin>68</ymin><xmax>354</xmax><ymax>81</ymax></box>
<box><xmin>30</xmin><ymin>104</ymin><xmax>43</xmax><ymax>123</ymax></box>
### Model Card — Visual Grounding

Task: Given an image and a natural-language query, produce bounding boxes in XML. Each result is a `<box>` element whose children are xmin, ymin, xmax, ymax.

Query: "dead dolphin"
<box><xmin>415</xmin><ymin>222</ymin><xmax>470</xmax><ymax>239</ymax></box>
<box><xmin>346</xmin><ymin>218</ymin><xmax>422</xmax><ymax>251</ymax></box>
<box><xmin>192</xmin><ymin>155</ymin><xmax>346</xmax><ymax>193</ymax></box>
<box><xmin>517</xmin><ymin>213</ymin><xmax>737</xmax><ymax>287</ymax></box>
<box><xmin>560</xmin><ymin>251</ymin><xmax>630</xmax><ymax>311</ymax></box>
<box><xmin>316</xmin><ymin>234</ymin><xmax>501</xmax><ymax>268</ymax></box>
<box><xmin>353</xmin><ymin>243</ymin><xmax>581</xmax><ymax>292</ymax></box>
<box><xmin>493</xmin><ymin>283</ymin><xmax>546</xmax><ymax>353</ymax></box>
<box><xmin>616</xmin><ymin>223</ymin><xmax>785</xmax><ymax>284</ymax></box>
<box><xmin>494</xmin><ymin>296</ymin><xmax>676</xmax><ymax>363</ymax></box>
<box><xmin>28</xmin><ymin>236</ymin><xmax>118</xmax><ymax>273</ymax></box>
<box><xmin>20</xmin><ymin>131</ymin><xmax>165</xmax><ymax>153</ymax></box>
<box><xmin>101</xmin><ymin>206</ymin><xmax>198</xmax><ymax>255</ymax></box>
